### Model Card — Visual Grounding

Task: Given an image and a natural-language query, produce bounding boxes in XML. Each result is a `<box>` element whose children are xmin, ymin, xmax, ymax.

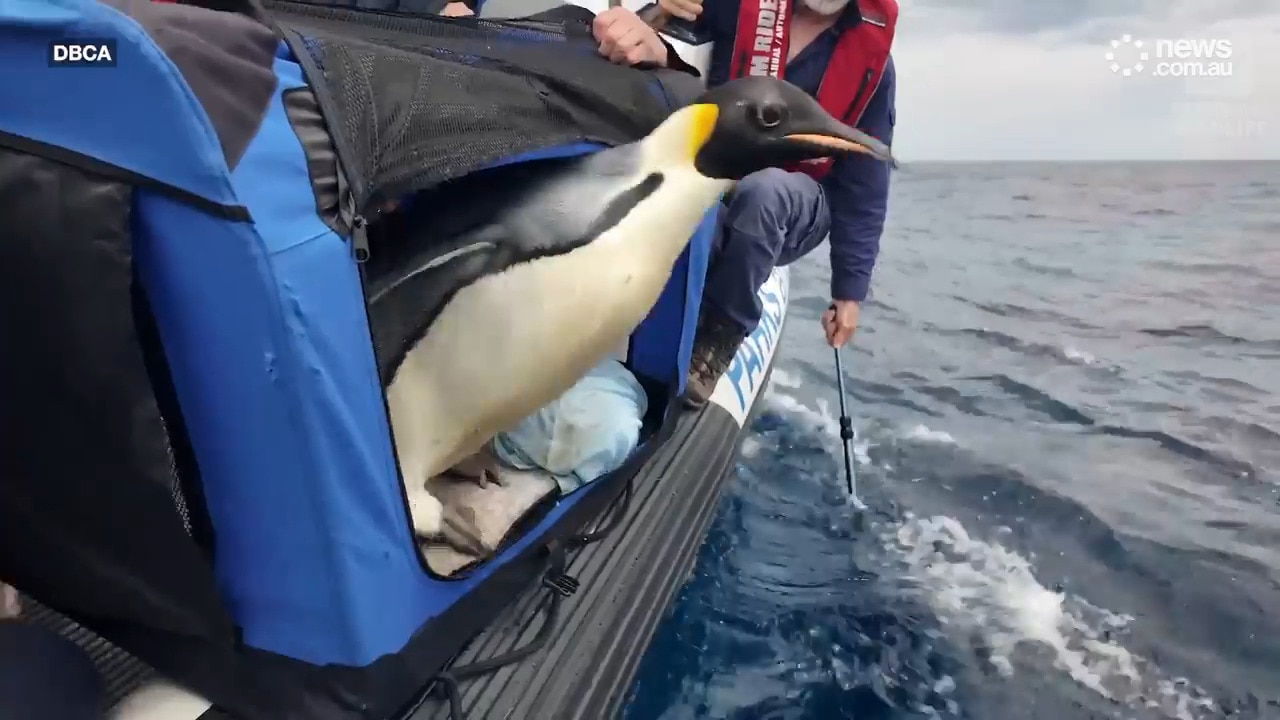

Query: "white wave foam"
<box><xmin>1063</xmin><ymin>346</ymin><xmax>1098</xmax><ymax>365</ymax></box>
<box><xmin>884</xmin><ymin>514</ymin><xmax>1218</xmax><ymax>719</ymax></box>
<box><xmin>903</xmin><ymin>424</ymin><xmax>957</xmax><ymax>445</ymax></box>
<box><xmin>770</xmin><ymin>368</ymin><xmax>803</xmax><ymax>389</ymax></box>
<box><xmin>764</xmin><ymin>388</ymin><xmax>835</xmax><ymax>435</ymax></box>
<box><xmin>756</xmin><ymin>374</ymin><xmax>1222</xmax><ymax>719</ymax></box>
<box><xmin>763</xmin><ymin>390</ymin><xmax>871</xmax><ymax>466</ymax></box>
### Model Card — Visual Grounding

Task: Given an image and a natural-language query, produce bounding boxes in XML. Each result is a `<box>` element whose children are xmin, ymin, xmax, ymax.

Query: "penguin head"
<box><xmin>689</xmin><ymin>76</ymin><xmax>897</xmax><ymax>180</ymax></box>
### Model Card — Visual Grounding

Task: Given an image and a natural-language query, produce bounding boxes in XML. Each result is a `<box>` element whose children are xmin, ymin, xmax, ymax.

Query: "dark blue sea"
<box><xmin>622</xmin><ymin>162</ymin><xmax>1280</xmax><ymax>720</ymax></box>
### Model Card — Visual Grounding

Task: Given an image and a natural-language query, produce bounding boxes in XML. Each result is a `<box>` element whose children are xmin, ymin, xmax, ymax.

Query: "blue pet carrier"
<box><xmin>0</xmin><ymin>0</ymin><xmax>713</xmax><ymax>716</ymax></box>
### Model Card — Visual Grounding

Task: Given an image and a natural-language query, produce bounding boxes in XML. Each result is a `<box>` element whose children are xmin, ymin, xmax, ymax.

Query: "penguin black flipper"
<box><xmin>363</xmin><ymin>150</ymin><xmax>654</xmax><ymax>386</ymax></box>
<box><xmin>366</xmin><ymin>223</ymin><xmax>516</xmax><ymax>385</ymax></box>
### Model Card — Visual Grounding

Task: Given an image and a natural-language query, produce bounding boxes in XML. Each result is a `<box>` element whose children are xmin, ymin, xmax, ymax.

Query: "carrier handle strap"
<box><xmin>602</xmin><ymin>0</ymin><xmax>674</xmax><ymax>31</ymax></box>
<box><xmin>428</xmin><ymin>542</ymin><xmax>579</xmax><ymax>718</ymax></box>
<box><xmin>638</xmin><ymin>3</ymin><xmax>671</xmax><ymax>29</ymax></box>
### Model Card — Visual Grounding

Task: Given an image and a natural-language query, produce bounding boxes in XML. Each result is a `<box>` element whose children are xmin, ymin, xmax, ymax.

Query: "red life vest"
<box><xmin>729</xmin><ymin>0</ymin><xmax>897</xmax><ymax>181</ymax></box>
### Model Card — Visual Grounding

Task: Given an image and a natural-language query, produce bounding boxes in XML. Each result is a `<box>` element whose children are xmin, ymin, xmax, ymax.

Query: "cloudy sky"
<box><xmin>893</xmin><ymin>0</ymin><xmax>1280</xmax><ymax>161</ymax></box>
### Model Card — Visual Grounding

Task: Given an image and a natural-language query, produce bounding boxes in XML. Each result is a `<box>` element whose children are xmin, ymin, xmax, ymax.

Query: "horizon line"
<box><xmin>896</xmin><ymin>158</ymin><xmax>1279</xmax><ymax>164</ymax></box>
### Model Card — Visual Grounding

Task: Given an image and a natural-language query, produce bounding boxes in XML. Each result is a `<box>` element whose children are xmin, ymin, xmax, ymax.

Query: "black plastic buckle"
<box><xmin>543</xmin><ymin>572</ymin><xmax>580</xmax><ymax>598</ymax></box>
<box><xmin>542</xmin><ymin>541</ymin><xmax>580</xmax><ymax>597</ymax></box>
<box><xmin>838</xmin><ymin>416</ymin><xmax>855</xmax><ymax>441</ymax></box>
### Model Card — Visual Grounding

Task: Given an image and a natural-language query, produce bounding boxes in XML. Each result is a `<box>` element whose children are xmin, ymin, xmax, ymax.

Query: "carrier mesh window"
<box><xmin>13</xmin><ymin>337</ymin><xmax>199</xmax><ymax>710</ymax></box>
<box><xmin>162</xmin><ymin>418</ymin><xmax>195</xmax><ymax>535</ymax></box>
<box><xmin>11</xmin><ymin>425</ymin><xmax>187</xmax><ymax>710</ymax></box>
<box><xmin>264</xmin><ymin>0</ymin><xmax>676</xmax><ymax>207</ymax></box>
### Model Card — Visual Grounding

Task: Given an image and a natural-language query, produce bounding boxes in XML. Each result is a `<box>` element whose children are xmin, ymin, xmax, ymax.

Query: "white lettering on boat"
<box><xmin>709</xmin><ymin>268</ymin><xmax>790</xmax><ymax>426</ymax></box>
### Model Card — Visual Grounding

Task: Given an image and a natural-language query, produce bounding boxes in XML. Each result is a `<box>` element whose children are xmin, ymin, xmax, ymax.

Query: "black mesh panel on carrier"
<box><xmin>263</xmin><ymin>0</ymin><xmax>695</xmax><ymax>208</ymax></box>
<box><xmin>4</xmin><ymin>2</ymin><xmax>704</xmax><ymax>718</ymax></box>
<box><xmin>13</xmin><ymin>410</ymin><xmax>201</xmax><ymax>709</ymax></box>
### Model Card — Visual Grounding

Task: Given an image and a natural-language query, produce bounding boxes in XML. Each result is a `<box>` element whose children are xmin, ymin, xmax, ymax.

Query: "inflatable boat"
<box><xmin>0</xmin><ymin>1</ymin><xmax>788</xmax><ymax>718</ymax></box>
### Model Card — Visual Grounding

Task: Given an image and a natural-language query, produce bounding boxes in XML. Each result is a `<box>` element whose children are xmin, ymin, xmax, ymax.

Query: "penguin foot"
<box><xmin>435</xmin><ymin>506</ymin><xmax>491</xmax><ymax>557</ymax></box>
<box><xmin>443</xmin><ymin>447</ymin><xmax>507</xmax><ymax>489</ymax></box>
<box><xmin>409</xmin><ymin>486</ymin><xmax>492</xmax><ymax>557</ymax></box>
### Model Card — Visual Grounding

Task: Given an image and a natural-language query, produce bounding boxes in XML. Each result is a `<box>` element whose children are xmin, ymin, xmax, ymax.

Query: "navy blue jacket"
<box><xmin>688</xmin><ymin>1</ymin><xmax>895</xmax><ymax>302</ymax></box>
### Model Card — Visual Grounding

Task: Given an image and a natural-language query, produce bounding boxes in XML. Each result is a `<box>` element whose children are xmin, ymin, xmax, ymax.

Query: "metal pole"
<box><xmin>833</xmin><ymin>346</ymin><xmax>863</xmax><ymax>508</ymax></box>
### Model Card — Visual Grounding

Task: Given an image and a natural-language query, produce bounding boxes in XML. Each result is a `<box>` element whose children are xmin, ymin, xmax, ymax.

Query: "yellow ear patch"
<box><xmin>684</xmin><ymin>103</ymin><xmax>720</xmax><ymax>161</ymax></box>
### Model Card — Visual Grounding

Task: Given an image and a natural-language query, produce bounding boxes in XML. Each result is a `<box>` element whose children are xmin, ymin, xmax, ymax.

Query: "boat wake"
<box><xmin>758</xmin><ymin>381</ymin><xmax>1221</xmax><ymax>720</ymax></box>
<box><xmin>886</xmin><ymin>514</ymin><xmax>1217</xmax><ymax>720</ymax></box>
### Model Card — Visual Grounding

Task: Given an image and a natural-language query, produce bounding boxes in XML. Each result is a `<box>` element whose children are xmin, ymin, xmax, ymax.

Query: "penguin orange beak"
<box><xmin>784</xmin><ymin>127</ymin><xmax>896</xmax><ymax>166</ymax></box>
<box><xmin>768</xmin><ymin>84</ymin><xmax>895</xmax><ymax>165</ymax></box>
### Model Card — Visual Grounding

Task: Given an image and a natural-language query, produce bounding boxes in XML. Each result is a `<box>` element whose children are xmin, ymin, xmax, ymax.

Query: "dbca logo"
<box><xmin>1105</xmin><ymin>34</ymin><xmax>1233</xmax><ymax>77</ymax></box>
<box><xmin>48</xmin><ymin>39</ymin><xmax>117</xmax><ymax>67</ymax></box>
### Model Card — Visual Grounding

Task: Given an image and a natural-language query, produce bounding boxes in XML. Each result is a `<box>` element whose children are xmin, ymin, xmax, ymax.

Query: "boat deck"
<box><xmin>411</xmin><ymin>404</ymin><xmax>744</xmax><ymax>720</ymax></box>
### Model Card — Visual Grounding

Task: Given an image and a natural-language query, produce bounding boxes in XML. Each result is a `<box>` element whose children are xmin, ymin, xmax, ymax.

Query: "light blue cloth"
<box><xmin>491</xmin><ymin>360</ymin><xmax>648</xmax><ymax>494</ymax></box>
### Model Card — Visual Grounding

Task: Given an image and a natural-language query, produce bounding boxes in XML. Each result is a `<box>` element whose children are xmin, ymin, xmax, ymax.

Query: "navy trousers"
<box><xmin>0</xmin><ymin>621</ymin><xmax>104</xmax><ymax>719</ymax></box>
<box><xmin>703</xmin><ymin>168</ymin><xmax>830</xmax><ymax>334</ymax></box>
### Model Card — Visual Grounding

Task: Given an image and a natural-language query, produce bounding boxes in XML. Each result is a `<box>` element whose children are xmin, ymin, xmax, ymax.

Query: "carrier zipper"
<box><xmin>841</xmin><ymin>69</ymin><xmax>874</xmax><ymax>125</ymax></box>
<box><xmin>350</xmin><ymin>213</ymin><xmax>370</xmax><ymax>263</ymax></box>
<box><xmin>338</xmin><ymin>185</ymin><xmax>370</xmax><ymax>263</ymax></box>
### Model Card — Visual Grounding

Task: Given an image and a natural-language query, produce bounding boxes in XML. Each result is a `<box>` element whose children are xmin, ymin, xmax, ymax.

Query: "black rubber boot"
<box><xmin>683</xmin><ymin>306</ymin><xmax>748</xmax><ymax>410</ymax></box>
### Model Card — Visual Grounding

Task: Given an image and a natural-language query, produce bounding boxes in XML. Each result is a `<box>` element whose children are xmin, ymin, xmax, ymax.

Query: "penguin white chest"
<box><xmin>385</xmin><ymin>232</ymin><xmax>668</xmax><ymax>479</ymax></box>
<box><xmin>385</xmin><ymin>167</ymin><xmax>726</xmax><ymax>482</ymax></box>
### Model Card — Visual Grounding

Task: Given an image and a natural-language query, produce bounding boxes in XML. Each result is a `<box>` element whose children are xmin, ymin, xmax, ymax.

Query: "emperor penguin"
<box><xmin>368</xmin><ymin>76</ymin><xmax>896</xmax><ymax>557</ymax></box>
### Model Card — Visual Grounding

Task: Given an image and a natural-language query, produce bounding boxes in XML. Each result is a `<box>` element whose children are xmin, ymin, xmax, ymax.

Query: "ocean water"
<box><xmin>622</xmin><ymin>162</ymin><xmax>1280</xmax><ymax>720</ymax></box>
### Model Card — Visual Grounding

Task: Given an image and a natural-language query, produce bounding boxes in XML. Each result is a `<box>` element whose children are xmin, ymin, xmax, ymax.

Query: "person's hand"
<box><xmin>593</xmin><ymin>7</ymin><xmax>669</xmax><ymax>66</ymax></box>
<box><xmin>821</xmin><ymin>300</ymin><xmax>860</xmax><ymax>347</ymax></box>
<box><xmin>658</xmin><ymin>0</ymin><xmax>703</xmax><ymax>21</ymax></box>
<box><xmin>1</xmin><ymin>583</ymin><xmax>18</xmax><ymax>619</ymax></box>
<box><xmin>440</xmin><ymin>2</ymin><xmax>474</xmax><ymax>16</ymax></box>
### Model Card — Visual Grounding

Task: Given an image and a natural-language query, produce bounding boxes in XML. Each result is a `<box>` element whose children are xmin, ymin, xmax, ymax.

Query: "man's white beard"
<box><xmin>798</xmin><ymin>0</ymin><xmax>849</xmax><ymax>15</ymax></box>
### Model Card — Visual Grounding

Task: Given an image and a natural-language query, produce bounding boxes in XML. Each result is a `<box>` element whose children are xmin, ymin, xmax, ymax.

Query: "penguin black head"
<box><xmin>690</xmin><ymin>76</ymin><xmax>896</xmax><ymax>180</ymax></box>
